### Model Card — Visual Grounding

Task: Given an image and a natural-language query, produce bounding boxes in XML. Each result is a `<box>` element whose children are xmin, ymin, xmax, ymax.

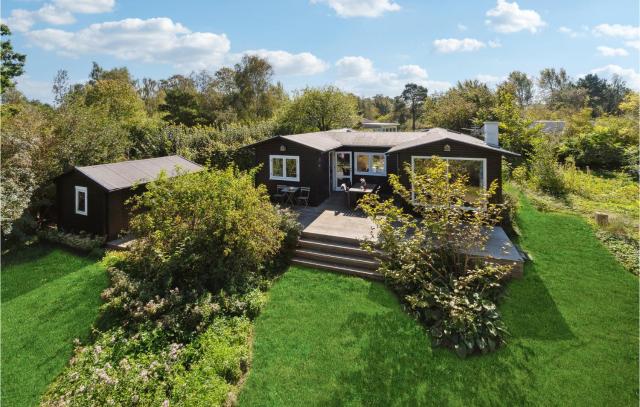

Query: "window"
<box><xmin>269</xmin><ymin>155</ymin><xmax>300</xmax><ymax>181</ymax></box>
<box><xmin>75</xmin><ymin>186</ymin><xmax>88</xmax><ymax>216</ymax></box>
<box><xmin>355</xmin><ymin>152</ymin><xmax>386</xmax><ymax>176</ymax></box>
<box><xmin>411</xmin><ymin>156</ymin><xmax>486</xmax><ymax>203</ymax></box>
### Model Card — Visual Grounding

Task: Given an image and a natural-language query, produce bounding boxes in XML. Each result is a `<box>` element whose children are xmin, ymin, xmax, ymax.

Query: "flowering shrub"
<box><xmin>41</xmin><ymin>317</ymin><xmax>252</xmax><ymax>406</ymax></box>
<box><xmin>38</xmin><ymin>227</ymin><xmax>106</xmax><ymax>252</ymax></box>
<box><xmin>359</xmin><ymin>157</ymin><xmax>513</xmax><ymax>357</ymax></box>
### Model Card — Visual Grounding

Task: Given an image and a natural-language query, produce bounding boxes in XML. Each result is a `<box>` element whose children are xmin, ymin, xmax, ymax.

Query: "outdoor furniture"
<box><xmin>281</xmin><ymin>186</ymin><xmax>299</xmax><ymax>206</ymax></box>
<box><xmin>272</xmin><ymin>184</ymin><xmax>287</xmax><ymax>203</ymax></box>
<box><xmin>348</xmin><ymin>182</ymin><xmax>377</xmax><ymax>208</ymax></box>
<box><xmin>296</xmin><ymin>187</ymin><xmax>311</xmax><ymax>207</ymax></box>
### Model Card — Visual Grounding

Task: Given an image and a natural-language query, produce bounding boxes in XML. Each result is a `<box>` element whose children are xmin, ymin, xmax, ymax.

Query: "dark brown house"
<box><xmin>55</xmin><ymin>155</ymin><xmax>202</xmax><ymax>240</ymax></box>
<box><xmin>246</xmin><ymin>123</ymin><xmax>518</xmax><ymax>206</ymax></box>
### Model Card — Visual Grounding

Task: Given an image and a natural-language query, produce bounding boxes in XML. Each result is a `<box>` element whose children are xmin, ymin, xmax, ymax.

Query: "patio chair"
<box><xmin>272</xmin><ymin>184</ymin><xmax>287</xmax><ymax>204</ymax></box>
<box><xmin>296</xmin><ymin>187</ymin><xmax>311</xmax><ymax>207</ymax></box>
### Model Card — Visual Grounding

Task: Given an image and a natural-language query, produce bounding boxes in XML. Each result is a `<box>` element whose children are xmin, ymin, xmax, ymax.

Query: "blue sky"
<box><xmin>3</xmin><ymin>0</ymin><xmax>639</xmax><ymax>103</ymax></box>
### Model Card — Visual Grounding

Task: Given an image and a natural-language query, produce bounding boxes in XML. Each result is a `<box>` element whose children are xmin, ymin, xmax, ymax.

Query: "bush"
<box><xmin>127</xmin><ymin>165</ymin><xmax>284</xmax><ymax>294</ymax></box>
<box><xmin>511</xmin><ymin>165</ymin><xmax>528</xmax><ymax>187</ymax></box>
<box><xmin>359</xmin><ymin>157</ymin><xmax>513</xmax><ymax>357</ymax></box>
<box><xmin>38</xmin><ymin>226</ymin><xmax>106</xmax><ymax>252</ymax></box>
<box><xmin>529</xmin><ymin>139</ymin><xmax>565</xmax><ymax>196</ymax></box>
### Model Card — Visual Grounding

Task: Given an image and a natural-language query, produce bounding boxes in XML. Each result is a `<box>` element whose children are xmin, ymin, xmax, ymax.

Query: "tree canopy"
<box><xmin>1</xmin><ymin>24</ymin><xmax>26</xmax><ymax>93</ymax></box>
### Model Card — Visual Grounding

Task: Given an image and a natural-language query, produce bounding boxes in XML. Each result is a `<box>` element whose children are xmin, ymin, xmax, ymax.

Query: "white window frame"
<box><xmin>354</xmin><ymin>152</ymin><xmax>387</xmax><ymax>176</ymax></box>
<box><xmin>75</xmin><ymin>186</ymin><xmax>88</xmax><ymax>216</ymax></box>
<box><xmin>269</xmin><ymin>155</ymin><xmax>300</xmax><ymax>182</ymax></box>
<box><xmin>410</xmin><ymin>156</ymin><xmax>487</xmax><ymax>202</ymax></box>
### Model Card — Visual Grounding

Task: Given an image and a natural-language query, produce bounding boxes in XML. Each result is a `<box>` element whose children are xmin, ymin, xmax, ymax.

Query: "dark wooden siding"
<box><xmin>253</xmin><ymin>138</ymin><xmax>330</xmax><ymax>206</ymax></box>
<box><xmin>106</xmin><ymin>187</ymin><xmax>140</xmax><ymax>239</ymax></box>
<box><xmin>387</xmin><ymin>139</ymin><xmax>503</xmax><ymax>201</ymax></box>
<box><xmin>56</xmin><ymin>170</ymin><xmax>107</xmax><ymax>236</ymax></box>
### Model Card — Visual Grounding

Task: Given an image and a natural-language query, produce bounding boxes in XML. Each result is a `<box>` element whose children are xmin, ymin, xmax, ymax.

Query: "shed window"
<box><xmin>75</xmin><ymin>186</ymin><xmax>88</xmax><ymax>216</ymax></box>
<box><xmin>355</xmin><ymin>152</ymin><xmax>386</xmax><ymax>176</ymax></box>
<box><xmin>269</xmin><ymin>155</ymin><xmax>300</xmax><ymax>181</ymax></box>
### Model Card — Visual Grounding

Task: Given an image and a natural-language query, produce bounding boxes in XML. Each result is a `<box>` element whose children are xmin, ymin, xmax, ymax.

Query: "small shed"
<box><xmin>55</xmin><ymin>155</ymin><xmax>202</xmax><ymax>239</ymax></box>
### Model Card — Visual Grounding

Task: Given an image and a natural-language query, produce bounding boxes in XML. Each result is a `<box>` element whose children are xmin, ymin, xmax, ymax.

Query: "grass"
<box><xmin>1</xmin><ymin>243</ymin><xmax>108</xmax><ymax>407</ymax></box>
<box><xmin>239</xmin><ymin>194</ymin><xmax>639</xmax><ymax>406</ymax></box>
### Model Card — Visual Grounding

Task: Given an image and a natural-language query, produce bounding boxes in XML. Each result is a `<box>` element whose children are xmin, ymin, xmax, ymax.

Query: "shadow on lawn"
<box><xmin>320</xmin><ymin>310</ymin><xmax>536</xmax><ymax>406</ymax></box>
<box><xmin>504</xmin><ymin>262</ymin><xmax>576</xmax><ymax>341</ymax></box>
<box><xmin>1</xmin><ymin>243</ymin><xmax>104</xmax><ymax>304</ymax></box>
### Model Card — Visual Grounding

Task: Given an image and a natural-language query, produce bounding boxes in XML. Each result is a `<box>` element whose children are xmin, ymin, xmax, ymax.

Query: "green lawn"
<box><xmin>1</xmin><ymin>244</ymin><xmax>108</xmax><ymax>407</ymax></box>
<box><xmin>239</xmin><ymin>194</ymin><xmax>639</xmax><ymax>406</ymax></box>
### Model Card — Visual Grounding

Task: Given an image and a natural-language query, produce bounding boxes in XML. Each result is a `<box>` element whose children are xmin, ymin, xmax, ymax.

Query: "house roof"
<box><xmin>256</xmin><ymin>128</ymin><xmax>519</xmax><ymax>156</ymax></box>
<box><xmin>74</xmin><ymin>155</ymin><xmax>203</xmax><ymax>191</ymax></box>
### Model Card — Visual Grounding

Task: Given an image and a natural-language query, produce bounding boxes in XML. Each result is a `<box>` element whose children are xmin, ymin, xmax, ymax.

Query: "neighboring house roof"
<box><xmin>532</xmin><ymin>120</ymin><xmax>565</xmax><ymax>134</ymax></box>
<box><xmin>252</xmin><ymin>128</ymin><xmax>519</xmax><ymax>156</ymax></box>
<box><xmin>73</xmin><ymin>155</ymin><xmax>203</xmax><ymax>191</ymax></box>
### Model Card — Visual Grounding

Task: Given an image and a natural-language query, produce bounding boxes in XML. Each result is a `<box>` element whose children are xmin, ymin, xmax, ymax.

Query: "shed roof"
<box><xmin>254</xmin><ymin>128</ymin><xmax>519</xmax><ymax>156</ymax></box>
<box><xmin>74</xmin><ymin>155</ymin><xmax>202</xmax><ymax>191</ymax></box>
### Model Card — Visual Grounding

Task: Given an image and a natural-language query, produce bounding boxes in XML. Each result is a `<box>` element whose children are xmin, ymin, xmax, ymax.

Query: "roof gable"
<box><xmin>74</xmin><ymin>155</ymin><xmax>203</xmax><ymax>191</ymax></box>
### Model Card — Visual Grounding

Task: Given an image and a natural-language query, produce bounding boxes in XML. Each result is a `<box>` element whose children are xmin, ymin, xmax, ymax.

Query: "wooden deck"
<box><xmin>292</xmin><ymin>194</ymin><xmax>525</xmax><ymax>279</ymax></box>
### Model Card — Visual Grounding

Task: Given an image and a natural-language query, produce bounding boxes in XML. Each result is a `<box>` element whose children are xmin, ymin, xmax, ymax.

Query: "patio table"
<box><xmin>281</xmin><ymin>186</ymin><xmax>299</xmax><ymax>206</ymax></box>
<box><xmin>347</xmin><ymin>183</ymin><xmax>377</xmax><ymax>208</ymax></box>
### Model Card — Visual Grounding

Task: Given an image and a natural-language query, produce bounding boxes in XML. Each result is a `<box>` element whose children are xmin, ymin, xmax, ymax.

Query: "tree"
<box><xmin>277</xmin><ymin>86</ymin><xmax>358</xmax><ymax>133</ymax></box>
<box><xmin>423</xmin><ymin>80</ymin><xmax>495</xmax><ymax>131</ymax></box>
<box><xmin>160</xmin><ymin>85</ymin><xmax>202</xmax><ymax>126</ymax></box>
<box><xmin>232</xmin><ymin>55</ymin><xmax>286</xmax><ymax>122</ymax></box>
<box><xmin>52</xmin><ymin>70</ymin><xmax>70</xmax><ymax>106</ymax></box>
<box><xmin>1</xmin><ymin>24</ymin><xmax>26</xmax><ymax>93</ymax></box>
<box><xmin>84</xmin><ymin>77</ymin><xmax>147</xmax><ymax>127</ymax></box>
<box><xmin>492</xmin><ymin>86</ymin><xmax>539</xmax><ymax>158</ymax></box>
<box><xmin>506</xmin><ymin>71</ymin><xmax>533</xmax><ymax>107</ymax></box>
<box><xmin>401</xmin><ymin>83</ymin><xmax>428</xmax><ymax>130</ymax></box>
<box><xmin>538</xmin><ymin>67</ymin><xmax>570</xmax><ymax>98</ymax></box>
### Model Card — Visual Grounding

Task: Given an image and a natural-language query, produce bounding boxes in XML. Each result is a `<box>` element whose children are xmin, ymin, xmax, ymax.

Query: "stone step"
<box><xmin>298</xmin><ymin>238</ymin><xmax>373</xmax><ymax>258</ymax></box>
<box><xmin>294</xmin><ymin>248</ymin><xmax>379</xmax><ymax>270</ymax></box>
<box><xmin>291</xmin><ymin>257</ymin><xmax>383</xmax><ymax>281</ymax></box>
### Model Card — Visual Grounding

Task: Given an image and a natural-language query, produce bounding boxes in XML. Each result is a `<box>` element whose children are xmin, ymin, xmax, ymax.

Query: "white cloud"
<box><xmin>26</xmin><ymin>18</ymin><xmax>231</xmax><ymax>71</ymax></box>
<box><xmin>625</xmin><ymin>40</ymin><xmax>640</xmax><ymax>50</ymax></box>
<box><xmin>433</xmin><ymin>38</ymin><xmax>486</xmax><ymax>53</ymax></box>
<box><xmin>243</xmin><ymin>50</ymin><xmax>328</xmax><ymax>76</ymax></box>
<box><xmin>311</xmin><ymin>0</ymin><xmax>400</xmax><ymax>18</ymax></box>
<box><xmin>334</xmin><ymin>56</ymin><xmax>450</xmax><ymax>95</ymax></box>
<box><xmin>53</xmin><ymin>0</ymin><xmax>115</xmax><ymax>14</ymax></box>
<box><xmin>5</xmin><ymin>0</ymin><xmax>114</xmax><ymax>32</ymax></box>
<box><xmin>476</xmin><ymin>74</ymin><xmax>502</xmax><ymax>84</ymax></box>
<box><xmin>593</xmin><ymin>24</ymin><xmax>640</xmax><ymax>39</ymax></box>
<box><xmin>558</xmin><ymin>26</ymin><xmax>582</xmax><ymax>38</ymax></box>
<box><xmin>457</xmin><ymin>23</ymin><xmax>468</xmax><ymax>31</ymax></box>
<box><xmin>590</xmin><ymin>64</ymin><xmax>640</xmax><ymax>89</ymax></box>
<box><xmin>485</xmin><ymin>0</ymin><xmax>546</xmax><ymax>33</ymax></box>
<box><xmin>488</xmin><ymin>39</ymin><xmax>502</xmax><ymax>48</ymax></box>
<box><xmin>596</xmin><ymin>46</ymin><xmax>629</xmax><ymax>57</ymax></box>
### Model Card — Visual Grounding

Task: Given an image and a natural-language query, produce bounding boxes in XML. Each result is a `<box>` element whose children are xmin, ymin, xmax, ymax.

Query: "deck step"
<box><xmin>300</xmin><ymin>230</ymin><xmax>364</xmax><ymax>246</ymax></box>
<box><xmin>291</xmin><ymin>257</ymin><xmax>383</xmax><ymax>280</ymax></box>
<box><xmin>294</xmin><ymin>248</ymin><xmax>379</xmax><ymax>270</ymax></box>
<box><xmin>298</xmin><ymin>238</ymin><xmax>372</xmax><ymax>257</ymax></box>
